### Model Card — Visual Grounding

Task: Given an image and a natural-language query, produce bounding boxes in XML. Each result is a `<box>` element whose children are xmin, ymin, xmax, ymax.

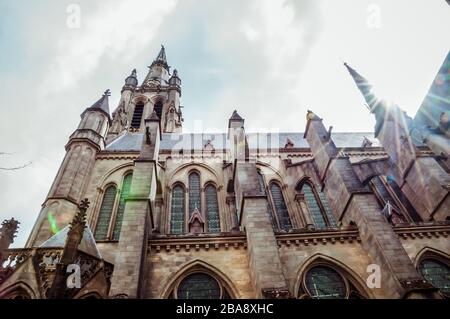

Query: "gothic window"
<box><xmin>112</xmin><ymin>173</ymin><xmax>133</xmax><ymax>240</ymax></box>
<box><xmin>170</xmin><ymin>185</ymin><xmax>185</xmax><ymax>234</ymax></box>
<box><xmin>269</xmin><ymin>182</ymin><xmax>292</xmax><ymax>231</ymax></box>
<box><xmin>419</xmin><ymin>259</ymin><xmax>450</xmax><ymax>296</ymax></box>
<box><xmin>154</xmin><ymin>100</ymin><xmax>163</xmax><ymax>120</ymax></box>
<box><xmin>304</xmin><ymin>266</ymin><xmax>347</xmax><ymax>299</ymax></box>
<box><xmin>205</xmin><ymin>185</ymin><xmax>221</xmax><ymax>233</ymax></box>
<box><xmin>188</xmin><ymin>172</ymin><xmax>201</xmax><ymax>215</ymax></box>
<box><xmin>368</xmin><ymin>175</ymin><xmax>422</xmax><ymax>223</ymax></box>
<box><xmin>94</xmin><ymin>185</ymin><xmax>116</xmax><ymax>240</ymax></box>
<box><xmin>176</xmin><ymin>273</ymin><xmax>221</xmax><ymax>299</ymax></box>
<box><xmin>298</xmin><ymin>182</ymin><xmax>337</xmax><ymax>229</ymax></box>
<box><xmin>130</xmin><ymin>102</ymin><xmax>144</xmax><ymax>128</ymax></box>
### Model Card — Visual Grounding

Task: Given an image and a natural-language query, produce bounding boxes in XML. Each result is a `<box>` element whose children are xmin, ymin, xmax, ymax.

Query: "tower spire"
<box><xmin>343</xmin><ymin>62</ymin><xmax>379</xmax><ymax>110</ymax></box>
<box><xmin>81</xmin><ymin>89</ymin><xmax>111</xmax><ymax>120</ymax></box>
<box><xmin>151</xmin><ymin>45</ymin><xmax>169</xmax><ymax>71</ymax></box>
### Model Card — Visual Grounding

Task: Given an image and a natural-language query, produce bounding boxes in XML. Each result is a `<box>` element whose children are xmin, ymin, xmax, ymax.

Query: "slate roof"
<box><xmin>39</xmin><ymin>225</ymin><xmax>102</xmax><ymax>259</ymax></box>
<box><xmin>81</xmin><ymin>90</ymin><xmax>111</xmax><ymax>120</ymax></box>
<box><xmin>105</xmin><ymin>132</ymin><xmax>380</xmax><ymax>152</ymax></box>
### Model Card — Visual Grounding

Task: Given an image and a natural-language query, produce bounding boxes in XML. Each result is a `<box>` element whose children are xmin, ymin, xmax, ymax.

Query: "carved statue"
<box><xmin>165</xmin><ymin>108</ymin><xmax>177</xmax><ymax>133</ymax></box>
<box><xmin>112</xmin><ymin>102</ymin><xmax>128</xmax><ymax>132</ymax></box>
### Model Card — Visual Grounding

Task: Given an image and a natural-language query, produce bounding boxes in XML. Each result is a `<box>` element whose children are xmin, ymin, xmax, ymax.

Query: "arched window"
<box><xmin>205</xmin><ymin>185</ymin><xmax>220</xmax><ymax>233</ymax></box>
<box><xmin>298</xmin><ymin>182</ymin><xmax>337</xmax><ymax>229</ymax></box>
<box><xmin>169</xmin><ymin>272</ymin><xmax>232</xmax><ymax>299</ymax></box>
<box><xmin>112</xmin><ymin>173</ymin><xmax>133</xmax><ymax>240</ymax></box>
<box><xmin>299</xmin><ymin>265</ymin><xmax>365</xmax><ymax>299</ymax></box>
<box><xmin>130</xmin><ymin>102</ymin><xmax>144</xmax><ymax>128</ymax></box>
<box><xmin>419</xmin><ymin>259</ymin><xmax>450</xmax><ymax>297</ymax></box>
<box><xmin>94</xmin><ymin>185</ymin><xmax>116</xmax><ymax>240</ymax></box>
<box><xmin>154</xmin><ymin>100</ymin><xmax>164</xmax><ymax>120</ymax></box>
<box><xmin>188</xmin><ymin>172</ymin><xmax>201</xmax><ymax>216</ymax></box>
<box><xmin>177</xmin><ymin>273</ymin><xmax>221</xmax><ymax>299</ymax></box>
<box><xmin>368</xmin><ymin>175</ymin><xmax>422</xmax><ymax>223</ymax></box>
<box><xmin>269</xmin><ymin>182</ymin><xmax>292</xmax><ymax>231</ymax></box>
<box><xmin>257</xmin><ymin>170</ymin><xmax>276</xmax><ymax>230</ymax></box>
<box><xmin>170</xmin><ymin>185</ymin><xmax>185</xmax><ymax>234</ymax></box>
<box><xmin>305</xmin><ymin>266</ymin><xmax>346</xmax><ymax>299</ymax></box>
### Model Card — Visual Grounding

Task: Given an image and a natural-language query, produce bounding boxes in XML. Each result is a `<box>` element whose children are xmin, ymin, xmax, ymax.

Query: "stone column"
<box><xmin>109</xmin><ymin>111</ymin><xmax>161</xmax><ymax>298</ymax></box>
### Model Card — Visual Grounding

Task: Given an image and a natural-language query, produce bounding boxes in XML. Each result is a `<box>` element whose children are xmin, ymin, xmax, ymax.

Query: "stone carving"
<box><xmin>165</xmin><ymin>106</ymin><xmax>177</xmax><ymax>133</ymax></box>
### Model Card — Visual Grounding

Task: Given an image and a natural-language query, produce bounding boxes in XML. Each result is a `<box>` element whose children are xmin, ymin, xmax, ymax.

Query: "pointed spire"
<box><xmin>343</xmin><ymin>62</ymin><xmax>379</xmax><ymax>110</ymax></box>
<box><xmin>82</xmin><ymin>90</ymin><xmax>111</xmax><ymax>119</ymax></box>
<box><xmin>151</xmin><ymin>45</ymin><xmax>169</xmax><ymax>70</ymax></box>
<box><xmin>124</xmin><ymin>69</ymin><xmax>138</xmax><ymax>87</ymax></box>
<box><xmin>230</xmin><ymin>110</ymin><xmax>243</xmax><ymax>121</ymax></box>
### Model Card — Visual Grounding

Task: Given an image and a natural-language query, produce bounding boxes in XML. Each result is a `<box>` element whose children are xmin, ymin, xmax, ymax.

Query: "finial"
<box><xmin>103</xmin><ymin>89</ymin><xmax>111</xmax><ymax>97</ymax></box>
<box><xmin>78</xmin><ymin>198</ymin><xmax>90</xmax><ymax>211</ymax></box>
<box><xmin>0</xmin><ymin>218</ymin><xmax>20</xmax><ymax>242</ymax></box>
<box><xmin>132</xmin><ymin>69</ymin><xmax>137</xmax><ymax>76</ymax></box>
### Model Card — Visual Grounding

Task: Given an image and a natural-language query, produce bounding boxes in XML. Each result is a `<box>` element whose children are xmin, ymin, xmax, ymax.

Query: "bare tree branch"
<box><xmin>0</xmin><ymin>162</ymin><xmax>32</xmax><ymax>171</ymax></box>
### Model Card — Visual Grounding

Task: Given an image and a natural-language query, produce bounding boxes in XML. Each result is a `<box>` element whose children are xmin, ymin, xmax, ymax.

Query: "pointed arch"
<box><xmin>413</xmin><ymin>246</ymin><xmax>450</xmax><ymax>267</ymax></box>
<box><xmin>0</xmin><ymin>281</ymin><xmax>37</xmax><ymax>299</ymax></box>
<box><xmin>97</xmin><ymin>163</ymin><xmax>135</xmax><ymax>188</ymax></box>
<box><xmin>167</xmin><ymin>163</ymin><xmax>220</xmax><ymax>185</ymax></box>
<box><xmin>293</xmin><ymin>253</ymin><xmax>372</xmax><ymax>299</ymax></box>
<box><xmin>160</xmin><ymin>259</ymin><xmax>239</xmax><ymax>299</ymax></box>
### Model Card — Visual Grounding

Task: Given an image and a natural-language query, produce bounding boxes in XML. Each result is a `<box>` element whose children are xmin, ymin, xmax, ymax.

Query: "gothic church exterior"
<box><xmin>0</xmin><ymin>47</ymin><xmax>449</xmax><ymax>299</ymax></box>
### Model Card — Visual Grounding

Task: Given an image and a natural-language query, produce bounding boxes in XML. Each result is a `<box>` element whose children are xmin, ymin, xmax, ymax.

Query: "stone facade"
<box><xmin>0</xmin><ymin>47</ymin><xmax>449</xmax><ymax>299</ymax></box>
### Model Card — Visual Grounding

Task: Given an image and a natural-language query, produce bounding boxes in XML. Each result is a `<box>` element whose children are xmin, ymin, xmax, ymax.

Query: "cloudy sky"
<box><xmin>0</xmin><ymin>0</ymin><xmax>449</xmax><ymax>246</ymax></box>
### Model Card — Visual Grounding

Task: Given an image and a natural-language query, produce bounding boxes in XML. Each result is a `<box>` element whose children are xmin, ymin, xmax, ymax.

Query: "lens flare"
<box><xmin>47</xmin><ymin>212</ymin><xmax>59</xmax><ymax>234</ymax></box>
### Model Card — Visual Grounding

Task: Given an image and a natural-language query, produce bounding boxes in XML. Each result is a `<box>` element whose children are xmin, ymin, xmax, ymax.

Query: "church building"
<box><xmin>0</xmin><ymin>47</ymin><xmax>449</xmax><ymax>299</ymax></box>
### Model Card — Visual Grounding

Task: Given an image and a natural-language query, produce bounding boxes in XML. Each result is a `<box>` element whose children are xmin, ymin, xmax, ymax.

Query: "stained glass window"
<box><xmin>269</xmin><ymin>183</ymin><xmax>292</xmax><ymax>231</ymax></box>
<box><xmin>189</xmin><ymin>172</ymin><xmax>201</xmax><ymax>215</ymax></box>
<box><xmin>419</xmin><ymin>259</ymin><xmax>450</xmax><ymax>296</ymax></box>
<box><xmin>300</xmin><ymin>183</ymin><xmax>337</xmax><ymax>229</ymax></box>
<box><xmin>305</xmin><ymin>266</ymin><xmax>347</xmax><ymax>299</ymax></box>
<box><xmin>112</xmin><ymin>173</ymin><xmax>133</xmax><ymax>240</ymax></box>
<box><xmin>171</xmin><ymin>185</ymin><xmax>185</xmax><ymax>234</ymax></box>
<box><xmin>205</xmin><ymin>185</ymin><xmax>220</xmax><ymax>233</ymax></box>
<box><xmin>177</xmin><ymin>273</ymin><xmax>221</xmax><ymax>299</ymax></box>
<box><xmin>303</xmin><ymin>184</ymin><xmax>327</xmax><ymax>229</ymax></box>
<box><xmin>257</xmin><ymin>171</ymin><xmax>277</xmax><ymax>230</ymax></box>
<box><xmin>94</xmin><ymin>185</ymin><xmax>116</xmax><ymax>240</ymax></box>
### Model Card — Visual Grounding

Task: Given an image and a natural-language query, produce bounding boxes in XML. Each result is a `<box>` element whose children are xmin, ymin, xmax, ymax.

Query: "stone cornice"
<box><xmin>149</xmin><ymin>233</ymin><xmax>247</xmax><ymax>253</ymax></box>
<box><xmin>394</xmin><ymin>222</ymin><xmax>450</xmax><ymax>240</ymax></box>
<box><xmin>275</xmin><ymin>227</ymin><xmax>360</xmax><ymax>247</ymax></box>
<box><xmin>96</xmin><ymin>153</ymin><xmax>139</xmax><ymax>160</ymax></box>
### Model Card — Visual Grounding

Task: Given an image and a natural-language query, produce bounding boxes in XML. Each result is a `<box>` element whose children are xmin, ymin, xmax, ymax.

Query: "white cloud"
<box><xmin>41</xmin><ymin>0</ymin><xmax>177</xmax><ymax>93</ymax></box>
